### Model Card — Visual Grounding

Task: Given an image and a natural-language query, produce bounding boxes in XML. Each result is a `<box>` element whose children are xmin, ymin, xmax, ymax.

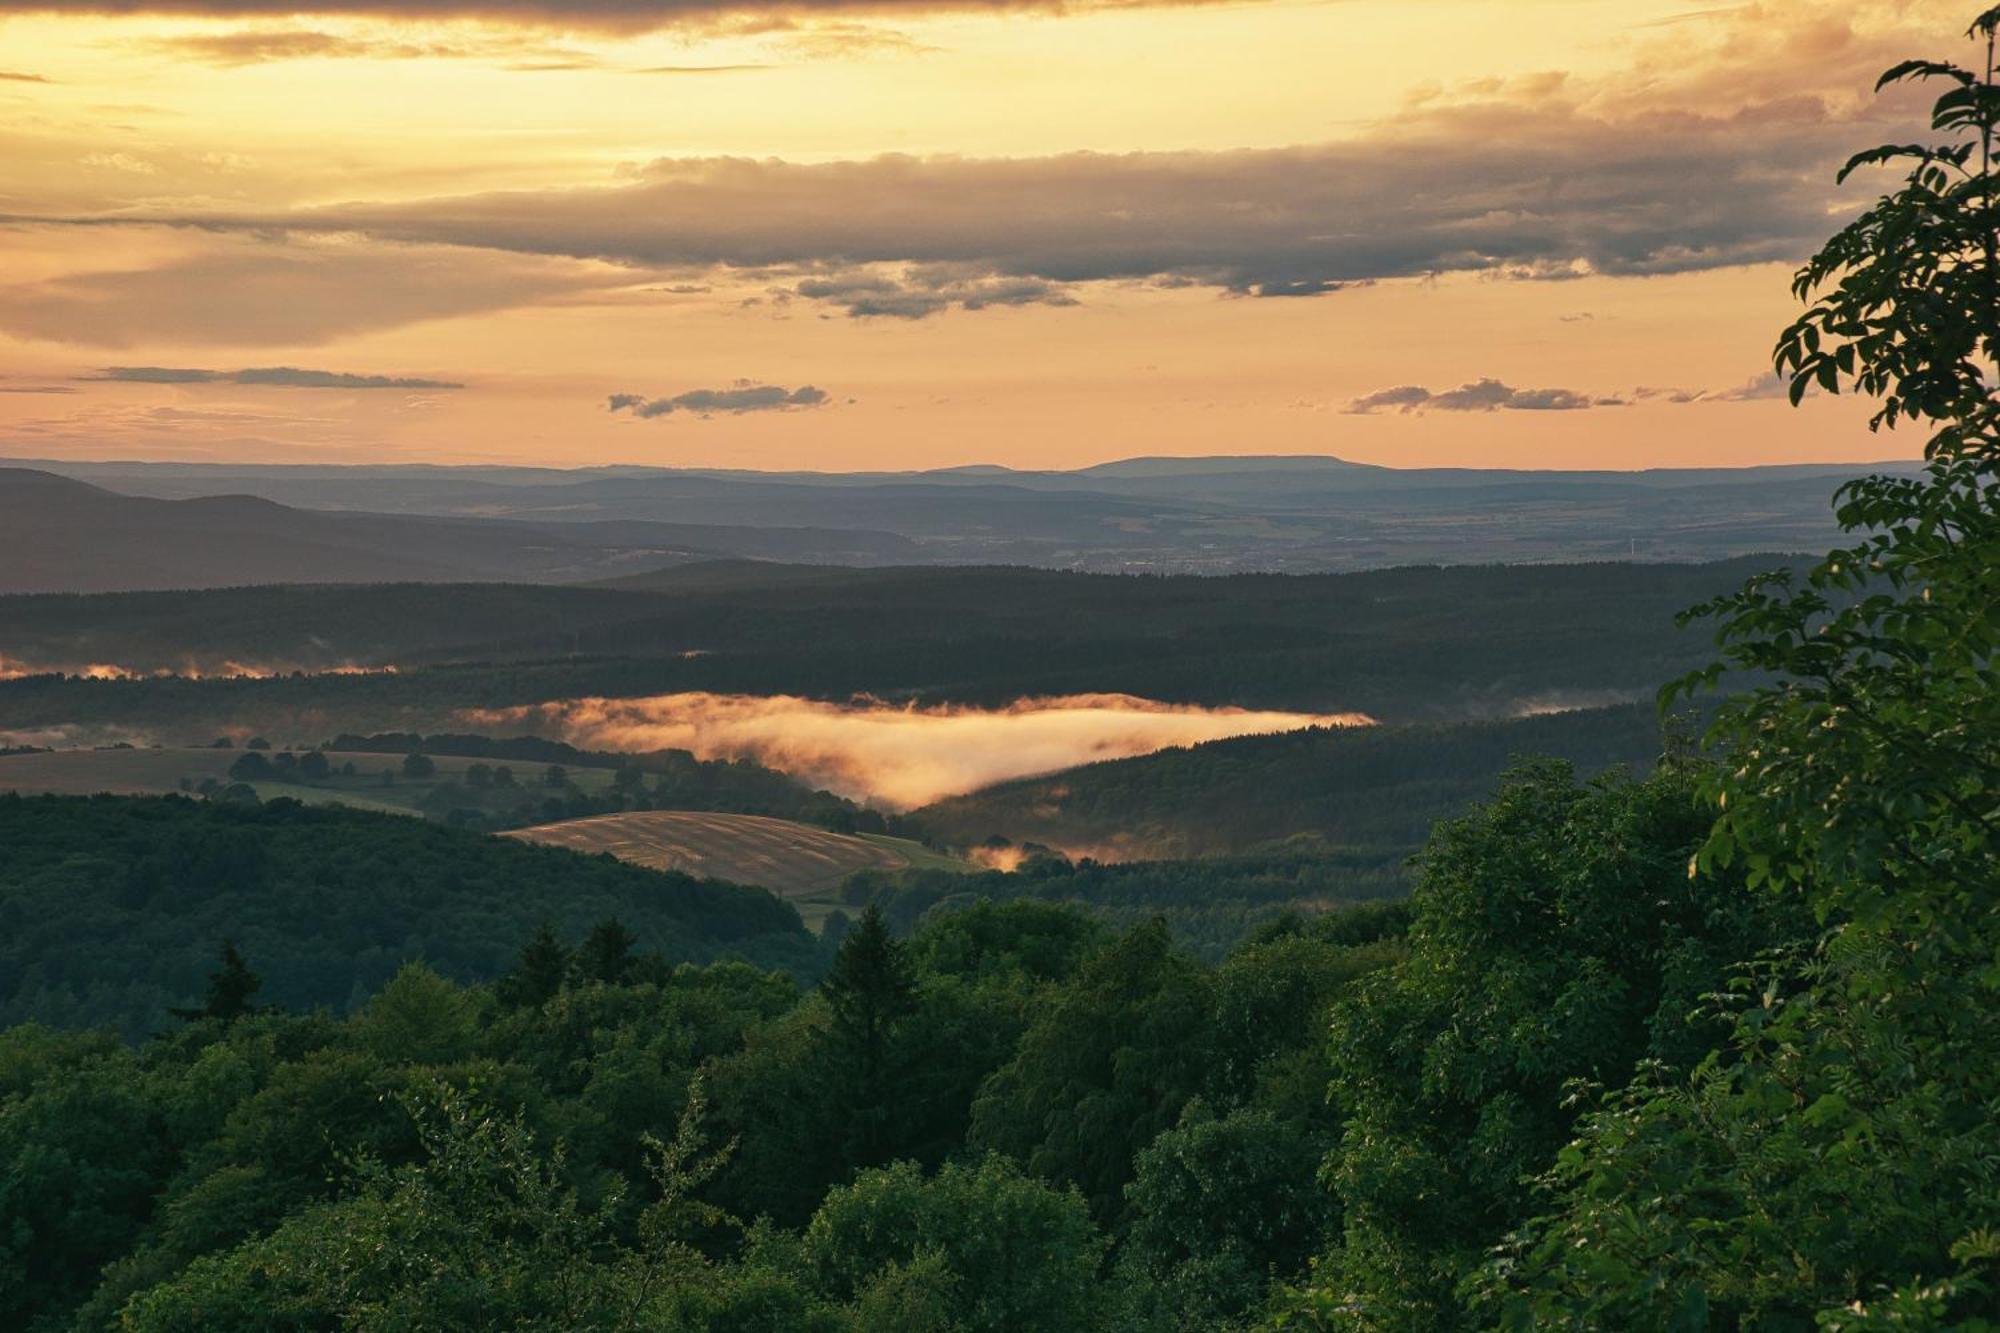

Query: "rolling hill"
<box><xmin>6</xmin><ymin>453</ymin><xmax>1916</xmax><ymax>574</ymax></box>
<box><xmin>0</xmin><ymin>794</ymin><xmax>820</xmax><ymax>1039</ymax></box>
<box><xmin>0</xmin><ymin>467</ymin><xmax>918</xmax><ymax>594</ymax></box>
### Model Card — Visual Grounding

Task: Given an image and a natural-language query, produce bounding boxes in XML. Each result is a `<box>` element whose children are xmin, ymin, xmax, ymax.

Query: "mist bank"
<box><xmin>465</xmin><ymin>691</ymin><xmax>1373</xmax><ymax>809</ymax></box>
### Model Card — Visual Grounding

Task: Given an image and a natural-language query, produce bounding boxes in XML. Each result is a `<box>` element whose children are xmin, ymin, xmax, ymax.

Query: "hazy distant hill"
<box><xmin>0</xmin><ymin>467</ymin><xmax>919</xmax><ymax>593</ymax></box>
<box><xmin>6</xmin><ymin>453</ymin><xmax>1918</xmax><ymax>573</ymax></box>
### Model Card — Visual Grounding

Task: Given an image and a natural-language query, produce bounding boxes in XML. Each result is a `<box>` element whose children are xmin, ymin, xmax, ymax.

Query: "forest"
<box><xmin>5</xmin><ymin>763</ymin><xmax>1775</xmax><ymax>1331</ymax></box>
<box><xmin>5</xmin><ymin>24</ymin><xmax>2000</xmax><ymax>1332</ymax></box>
<box><xmin>0</xmin><ymin>556</ymin><xmax>1760</xmax><ymax>745</ymax></box>
<box><xmin>0</xmin><ymin>795</ymin><xmax>820</xmax><ymax>1038</ymax></box>
<box><xmin>905</xmin><ymin>702</ymin><xmax>1669</xmax><ymax>856</ymax></box>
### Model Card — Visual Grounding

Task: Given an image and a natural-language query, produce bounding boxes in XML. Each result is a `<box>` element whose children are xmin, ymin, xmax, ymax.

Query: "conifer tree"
<box><xmin>576</xmin><ymin>917</ymin><xmax>638</xmax><ymax>985</ymax></box>
<box><xmin>823</xmin><ymin>906</ymin><xmax>917</xmax><ymax>1072</ymax></box>
<box><xmin>821</xmin><ymin>905</ymin><xmax>918</xmax><ymax>1166</ymax></box>
<box><xmin>171</xmin><ymin>939</ymin><xmax>261</xmax><ymax>1022</ymax></box>
<box><xmin>497</xmin><ymin>922</ymin><xmax>572</xmax><ymax>1008</ymax></box>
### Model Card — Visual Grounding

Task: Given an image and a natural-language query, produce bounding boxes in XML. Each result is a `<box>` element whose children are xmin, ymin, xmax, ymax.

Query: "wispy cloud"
<box><xmin>0</xmin><ymin>238</ymin><xmax>621</xmax><ymax>346</ymax></box>
<box><xmin>85</xmin><ymin>365</ymin><xmax>465</xmax><ymax>388</ymax></box>
<box><xmin>1346</xmin><ymin>378</ymin><xmax>1608</xmax><ymax>415</ymax></box>
<box><xmin>607</xmin><ymin>381</ymin><xmax>828</xmax><ymax>417</ymax></box>
<box><xmin>0</xmin><ymin>0</ymin><xmax>1224</xmax><ymax>30</ymax></box>
<box><xmin>138</xmin><ymin>27</ymin><xmax>597</xmax><ymax>65</ymax></box>
<box><xmin>630</xmin><ymin>62</ymin><xmax>771</xmax><ymax>74</ymax></box>
<box><xmin>1349</xmin><ymin>370</ymin><xmax>1810</xmax><ymax>415</ymax></box>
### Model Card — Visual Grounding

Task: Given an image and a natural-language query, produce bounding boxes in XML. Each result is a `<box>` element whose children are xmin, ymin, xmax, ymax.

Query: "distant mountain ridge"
<box><xmin>0</xmin><ymin>467</ymin><xmax>920</xmax><ymax>594</ymax></box>
<box><xmin>0</xmin><ymin>452</ymin><xmax>1922</xmax><ymax>587</ymax></box>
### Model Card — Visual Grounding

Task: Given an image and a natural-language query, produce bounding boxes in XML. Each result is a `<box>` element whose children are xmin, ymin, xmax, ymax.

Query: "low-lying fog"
<box><xmin>467</xmin><ymin>691</ymin><xmax>1375</xmax><ymax>809</ymax></box>
<box><xmin>0</xmin><ymin>655</ymin><xmax>396</xmax><ymax>681</ymax></box>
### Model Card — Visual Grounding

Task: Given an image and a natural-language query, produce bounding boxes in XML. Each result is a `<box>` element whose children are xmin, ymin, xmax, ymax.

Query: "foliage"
<box><xmin>1475</xmin><ymin>18</ymin><xmax>2000</xmax><ymax>1329</ymax></box>
<box><xmin>1120</xmin><ymin>1102</ymin><xmax>1335</xmax><ymax>1329</ymax></box>
<box><xmin>969</xmin><ymin>918</ymin><xmax>1220</xmax><ymax>1220</ymax></box>
<box><xmin>0</xmin><ymin>794</ymin><xmax>819</xmax><ymax>1038</ymax></box>
<box><xmin>852</xmin><ymin>848</ymin><xmax>1416</xmax><ymax>961</ymax></box>
<box><xmin>0</xmin><ymin>900</ymin><xmax>1403</xmax><ymax>1332</ymax></box>
<box><xmin>1291</xmin><ymin>764</ymin><xmax>1792</xmax><ymax>1331</ymax></box>
<box><xmin>802</xmin><ymin>1155</ymin><xmax>1106</xmax><ymax>1333</ymax></box>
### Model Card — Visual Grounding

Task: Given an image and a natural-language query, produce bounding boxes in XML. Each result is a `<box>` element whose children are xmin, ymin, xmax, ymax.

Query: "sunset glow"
<box><xmin>0</xmin><ymin>0</ymin><xmax>1970</xmax><ymax>469</ymax></box>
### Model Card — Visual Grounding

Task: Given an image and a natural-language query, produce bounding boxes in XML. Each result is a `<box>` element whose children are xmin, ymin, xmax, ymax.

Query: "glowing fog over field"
<box><xmin>468</xmin><ymin>692</ymin><xmax>1374</xmax><ymax>808</ymax></box>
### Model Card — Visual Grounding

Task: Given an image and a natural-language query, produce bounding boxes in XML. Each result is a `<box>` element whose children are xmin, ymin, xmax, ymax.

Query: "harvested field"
<box><xmin>503</xmin><ymin>810</ymin><xmax>916</xmax><ymax>898</ymax></box>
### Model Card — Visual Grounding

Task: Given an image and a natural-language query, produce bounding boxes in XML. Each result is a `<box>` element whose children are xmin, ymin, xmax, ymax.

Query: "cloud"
<box><xmin>1629</xmin><ymin>372</ymin><xmax>1803</xmax><ymax>404</ymax></box>
<box><xmin>0</xmin><ymin>70</ymin><xmax>51</xmax><ymax>82</ymax></box>
<box><xmin>792</xmin><ymin>268</ymin><xmax>1077</xmax><ymax>319</ymax></box>
<box><xmin>631</xmin><ymin>62</ymin><xmax>771</xmax><ymax>74</ymax></box>
<box><xmin>0</xmin><ymin>0</ymin><xmax>1225</xmax><ymax>29</ymax></box>
<box><xmin>67</xmin><ymin>87</ymin><xmax>1886</xmax><ymax>317</ymax></box>
<box><xmin>1495</xmin><ymin>386</ymin><xmax>1598</xmax><ymax>412</ymax></box>
<box><xmin>0</xmin><ymin>235</ymin><xmax>626</xmax><ymax>346</ymax></box>
<box><xmin>1348</xmin><ymin>371</ymin><xmax>1811</xmax><ymax>414</ymax></box>
<box><xmin>465</xmin><ymin>691</ymin><xmax>1375</xmax><ymax>808</ymax></box>
<box><xmin>1344</xmin><ymin>385</ymin><xmax>1433</xmax><ymax>415</ymax></box>
<box><xmin>607</xmin><ymin>380</ymin><xmax>828</xmax><ymax>416</ymax></box>
<box><xmin>1708</xmin><ymin>371</ymin><xmax>1793</xmax><ymax>402</ymax></box>
<box><xmin>1346</xmin><ymin>378</ymin><xmax>1605</xmax><ymax>415</ymax></box>
<box><xmin>0</xmin><ymin>0</ymin><xmax>1940</xmax><ymax>337</ymax></box>
<box><xmin>138</xmin><ymin>27</ymin><xmax>600</xmax><ymax>66</ymax></box>
<box><xmin>146</xmin><ymin>28</ymin><xmax>401</xmax><ymax>63</ymax></box>
<box><xmin>84</xmin><ymin>365</ymin><xmax>465</xmax><ymax>388</ymax></box>
<box><xmin>77</xmin><ymin>151</ymin><xmax>159</xmax><ymax>174</ymax></box>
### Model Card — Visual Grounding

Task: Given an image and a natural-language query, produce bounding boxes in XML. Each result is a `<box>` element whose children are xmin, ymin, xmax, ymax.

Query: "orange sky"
<box><xmin>0</xmin><ymin>0</ymin><xmax>1970</xmax><ymax>470</ymax></box>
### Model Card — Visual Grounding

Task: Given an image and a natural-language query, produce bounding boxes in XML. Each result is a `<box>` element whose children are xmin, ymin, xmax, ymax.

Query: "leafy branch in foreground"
<box><xmin>1475</xmin><ymin>11</ymin><xmax>2000</xmax><ymax>1330</ymax></box>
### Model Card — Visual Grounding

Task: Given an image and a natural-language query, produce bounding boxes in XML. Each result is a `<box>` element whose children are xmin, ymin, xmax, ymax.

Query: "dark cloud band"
<box><xmin>70</xmin><ymin>94</ymin><xmax>1879</xmax><ymax>318</ymax></box>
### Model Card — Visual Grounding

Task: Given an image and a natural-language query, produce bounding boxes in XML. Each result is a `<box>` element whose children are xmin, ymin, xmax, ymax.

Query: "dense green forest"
<box><xmin>842</xmin><ymin>844</ymin><xmax>1414</xmax><ymax>960</ymax></box>
<box><xmin>3</xmin><ymin>763</ymin><xmax>1760</xmax><ymax>1331</ymax></box>
<box><xmin>0</xmin><ymin>795</ymin><xmax>820</xmax><ymax>1039</ymax></box>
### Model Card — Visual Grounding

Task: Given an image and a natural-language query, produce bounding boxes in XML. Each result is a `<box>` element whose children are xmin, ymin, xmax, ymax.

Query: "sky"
<box><xmin>0</xmin><ymin>0</ymin><xmax>1974</xmax><ymax>471</ymax></box>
